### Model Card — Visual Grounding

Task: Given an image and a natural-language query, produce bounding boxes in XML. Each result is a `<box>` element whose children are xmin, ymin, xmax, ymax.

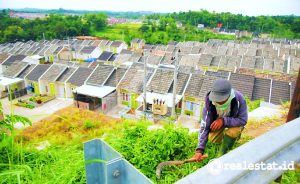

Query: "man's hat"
<box><xmin>209</xmin><ymin>79</ymin><xmax>232</xmax><ymax>102</ymax></box>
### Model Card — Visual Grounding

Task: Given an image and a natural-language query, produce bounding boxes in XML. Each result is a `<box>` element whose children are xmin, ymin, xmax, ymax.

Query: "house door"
<box><xmin>194</xmin><ymin>104</ymin><xmax>201</xmax><ymax>118</ymax></box>
<box><xmin>49</xmin><ymin>83</ymin><xmax>56</xmax><ymax>96</ymax></box>
<box><xmin>57</xmin><ymin>84</ymin><xmax>65</xmax><ymax>98</ymax></box>
<box><xmin>33</xmin><ymin>82</ymin><xmax>40</xmax><ymax>95</ymax></box>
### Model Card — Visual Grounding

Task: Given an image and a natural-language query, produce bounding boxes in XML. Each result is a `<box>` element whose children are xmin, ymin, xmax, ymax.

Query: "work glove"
<box><xmin>210</xmin><ymin>118</ymin><xmax>224</xmax><ymax>131</ymax></box>
<box><xmin>192</xmin><ymin>151</ymin><xmax>203</xmax><ymax>162</ymax></box>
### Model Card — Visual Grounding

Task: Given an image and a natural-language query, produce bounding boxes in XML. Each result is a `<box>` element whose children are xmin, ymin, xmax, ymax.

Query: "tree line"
<box><xmin>146</xmin><ymin>10</ymin><xmax>300</xmax><ymax>39</ymax></box>
<box><xmin>0</xmin><ymin>10</ymin><xmax>107</xmax><ymax>43</ymax></box>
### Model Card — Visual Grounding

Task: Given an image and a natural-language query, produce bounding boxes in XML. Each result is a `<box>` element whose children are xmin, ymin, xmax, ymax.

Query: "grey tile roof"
<box><xmin>53</xmin><ymin>46</ymin><xmax>63</xmax><ymax>55</ymax></box>
<box><xmin>3</xmin><ymin>55</ymin><xmax>26</xmax><ymax>66</ymax></box>
<box><xmin>98</xmin><ymin>51</ymin><xmax>113</xmax><ymax>61</ymax></box>
<box><xmin>45</xmin><ymin>45</ymin><xmax>59</xmax><ymax>55</ymax></box>
<box><xmin>110</xmin><ymin>41</ymin><xmax>123</xmax><ymax>47</ymax></box>
<box><xmin>199</xmin><ymin>54</ymin><xmax>213</xmax><ymax>66</ymax></box>
<box><xmin>120</xmin><ymin>49</ymin><xmax>133</xmax><ymax>55</ymax></box>
<box><xmin>3</xmin><ymin>62</ymin><xmax>29</xmax><ymax>78</ymax></box>
<box><xmin>254</xmin><ymin>57</ymin><xmax>264</xmax><ymax>70</ymax></box>
<box><xmin>80</xmin><ymin>46</ymin><xmax>97</xmax><ymax>54</ymax></box>
<box><xmin>118</xmin><ymin>63</ymin><xmax>153</xmax><ymax>93</ymax></box>
<box><xmin>166</xmin><ymin>45</ymin><xmax>175</xmax><ymax>53</ymax></box>
<box><xmin>205</xmin><ymin>71</ymin><xmax>230</xmax><ymax>79</ymax></box>
<box><xmin>270</xmin><ymin>80</ymin><xmax>290</xmax><ymax>105</ymax></box>
<box><xmin>147</xmin><ymin>69</ymin><xmax>174</xmax><ymax>94</ymax></box>
<box><xmin>17</xmin><ymin>64</ymin><xmax>36</xmax><ymax>78</ymax></box>
<box><xmin>26</xmin><ymin>64</ymin><xmax>51</xmax><ymax>81</ymax></box>
<box><xmin>230</xmin><ymin>73</ymin><xmax>255</xmax><ymax>99</ymax></box>
<box><xmin>168</xmin><ymin>72</ymin><xmax>190</xmax><ymax>95</ymax></box>
<box><xmin>191</xmin><ymin>46</ymin><xmax>201</xmax><ymax>54</ymax></box>
<box><xmin>179</xmin><ymin>55</ymin><xmax>200</xmax><ymax>67</ymax></box>
<box><xmin>199</xmin><ymin>76</ymin><xmax>217</xmax><ymax>99</ymax></box>
<box><xmin>252</xmin><ymin>78</ymin><xmax>271</xmax><ymax>101</ymax></box>
<box><xmin>88</xmin><ymin>61</ymin><xmax>100</xmax><ymax>69</ymax></box>
<box><xmin>140</xmin><ymin>54</ymin><xmax>162</xmax><ymax>65</ymax></box>
<box><xmin>86</xmin><ymin>65</ymin><xmax>114</xmax><ymax>86</ymax></box>
<box><xmin>185</xmin><ymin>73</ymin><xmax>205</xmax><ymax>98</ymax></box>
<box><xmin>114</xmin><ymin>54</ymin><xmax>131</xmax><ymax>64</ymax></box>
<box><xmin>91</xmin><ymin>40</ymin><xmax>102</xmax><ymax>47</ymax></box>
<box><xmin>161</xmin><ymin>53</ymin><xmax>175</xmax><ymax>65</ymax></box>
<box><xmin>40</xmin><ymin>64</ymin><xmax>67</xmax><ymax>82</ymax></box>
<box><xmin>241</xmin><ymin>56</ymin><xmax>255</xmax><ymax>69</ymax></box>
<box><xmin>210</xmin><ymin>56</ymin><xmax>221</xmax><ymax>67</ymax></box>
<box><xmin>226</xmin><ymin>56</ymin><xmax>241</xmax><ymax>70</ymax></box>
<box><xmin>104</xmin><ymin>67</ymin><xmax>127</xmax><ymax>87</ymax></box>
<box><xmin>128</xmin><ymin>53</ymin><xmax>142</xmax><ymax>62</ymax></box>
<box><xmin>67</xmin><ymin>67</ymin><xmax>93</xmax><ymax>86</ymax></box>
<box><xmin>0</xmin><ymin>53</ymin><xmax>10</xmax><ymax>64</ymax></box>
<box><xmin>57</xmin><ymin>67</ymin><xmax>76</xmax><ymax>82</ymax></box>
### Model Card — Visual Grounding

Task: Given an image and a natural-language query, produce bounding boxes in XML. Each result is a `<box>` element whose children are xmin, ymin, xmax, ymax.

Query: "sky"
<box><xmin>1</xmin><ymin>0</ymin><xmax>300</xmax><ymax>16</ymax></box>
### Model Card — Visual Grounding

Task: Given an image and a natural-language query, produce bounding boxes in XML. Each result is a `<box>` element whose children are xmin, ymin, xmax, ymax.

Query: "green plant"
<box><xmin>105</xmin><ymin>122</ymin><xmax>219</xmax><ymax>183</ymax></box>
<box><xmin>0</xmin><ymin>100</ymin><xmax>32</xmax><ymax>183</ymax></box>
<box><xmin>245</xmin><ymin>96</ymin><xmax>263</xmax><ymax>112</ymax></box>
<box><xmin>84</xmin><ymin>120</ymin><xmax>96</xmax><ymax>129</ymax></box>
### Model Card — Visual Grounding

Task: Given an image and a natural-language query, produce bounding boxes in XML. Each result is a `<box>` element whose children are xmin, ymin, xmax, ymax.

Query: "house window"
<box><xmin>122</xmin><ymin>93</ymin><xmax>125</xmax><ymax>101</ymax></box>
<box><xmin>185</xmin><ymin>101</ymin><xmax>194</xmax><ymax>111</ymax></box>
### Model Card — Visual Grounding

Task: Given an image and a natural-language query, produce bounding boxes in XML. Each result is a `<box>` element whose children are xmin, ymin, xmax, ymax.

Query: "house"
<box><xmin>73</xmin><ymin>65</ymin><xmax>127</xmax><ymax>112</ymax></box>
<box><xmin>44</xmin><ymin>45</ymin><xmax>59</xmax><ymax>62</ymax></box>
<box><xmin>24</xmin><ymin>64</ymin><xmax>51</xmax><ymax>95</ymax></box>
<box><xmin>39</xmin><ymin>64</ymin><xmax>68</xmax><ymax>97</ymax></box>
<box><xmin>110</xmin><ymin>41</ymin><xmax>128</xmax><ymax>53</ymax></box>
<box><xmin>182</xmin><ymin>74</ymin><xmax>216</xmax><ymax>118</ymax></box>
<box><xmin>55</xmin><ymin>66</ymin><xmax>77</xmax><ymax>98</ymax></box>
<box><xmin>0</xmin><ymin>62</ymin><xmax>29</xmax><ymax>99</ymax></box>
<box><xmin>136</xmin><ymin>67</ymin><xmax>189</xmax><ymax>116</ymax></box>
<box><xmin>73</xmin><ymin>64</ymin><xmax>115</xmax><ymax>111</ymax></box>
<box><xmin>131</xmin><ymin>39</ymin><xmax>145</xmax><ymax>51</ymax></box>
<box><xmin>77</xmin><ymin>46</ymin><xmax>102</xmax><ymax>61</ymax></box>
<box><xmin>117</xmin><ymin>62</ymin><xmax>154</xmax><ymax>110</ymax></box>
<box><xmin>66</xmin><ymin>67</ymin><xmax>94</xmax><ymax>104</ymax></box>
<box><xmin>2</xmin><ymin>54</ymin><xmax>27</xmax><ymax>66</ymax></box>
<box><xmin>0</xmin><ymin>76</ymin><xmax>25</xmax><ymax>99</ymax></box>
<box><xmin>0</xmin><ymin>53</ymin><xmax>11</xmax><ymax>75</ymax></box>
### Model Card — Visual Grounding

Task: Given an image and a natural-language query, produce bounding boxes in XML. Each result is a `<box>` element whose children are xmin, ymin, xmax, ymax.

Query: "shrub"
<box><xmin>84</xmin><ymin>120</ymin><xmax>96</xmax><ymax>129</ymax></box>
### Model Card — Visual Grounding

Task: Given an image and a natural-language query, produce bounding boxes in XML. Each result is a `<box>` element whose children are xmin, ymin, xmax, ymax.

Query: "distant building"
<box><xmin>176</xmin><ymin>22</ymin><xmax>183</xmax><ymax>28</ymax></box>
<box><xmin>131</xmin><ymin>38</ymin><xmax>145</xmax><ymax>51</ymax></box>
<box><xmin>197</xmin><ymin>24</ymin><xmax>204</xmax><ymax>30</ymax></box>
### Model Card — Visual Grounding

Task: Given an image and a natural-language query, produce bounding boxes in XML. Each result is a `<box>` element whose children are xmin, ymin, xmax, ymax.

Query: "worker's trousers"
<box><xmin>208</xmin><ymin>126</ymin><xmax>244</xmax><ymax>156</ymax></box>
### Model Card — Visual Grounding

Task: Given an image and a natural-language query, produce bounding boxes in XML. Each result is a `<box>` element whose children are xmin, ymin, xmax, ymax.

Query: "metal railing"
<box><xmin>84</xmin><ymin>138</ymin><xmax>153</xmax><ymax>184</ymax></box>
<box><xmin>176</xmin><ymin>117</ymin><xmax>300</xmax><ymax>184</ymax></box>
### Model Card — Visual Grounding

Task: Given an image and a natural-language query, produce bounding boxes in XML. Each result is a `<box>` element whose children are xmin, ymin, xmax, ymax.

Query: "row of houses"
<box><xmin>0</xmin><ymin>58</ymin><xmax>295</xmax><ymax>120</ymax></box>
<box><xmin>0</xmin><ymin>39</ymin><xmax>128</xmax><ymax>63</ymax></box>
<box><xmin>1</xmin><ymin>38</ymin><xmax>300</xmax><ymax>75</ymax></box>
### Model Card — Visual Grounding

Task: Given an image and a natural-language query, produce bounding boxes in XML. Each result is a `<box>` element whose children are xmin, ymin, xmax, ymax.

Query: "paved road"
<box><xmin>2</xmin><ymin>96</ymin><xmax>73</xmax><ymax>124</ymax></box>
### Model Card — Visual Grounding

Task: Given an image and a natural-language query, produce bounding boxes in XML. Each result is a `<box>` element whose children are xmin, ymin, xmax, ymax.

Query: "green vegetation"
<box><xmin>93</xmin><ymin>23</ymin><xmax>143</xmax><ymax>44</ymax></box>
<box><xmin>245</xmin><ymin>96</ymin><xmax>263</xmax><ymax>112</ymax></box>
<box><xmin>163</xmin><ymin>10</ymin><xmax>300</xmax><ymax>39</ymax></box>
<box><xmin>15</xmin><ymin>100</ymin><xmax>35</xmax><ymax>109</ymax></box>
<box><xmin>0</xmin><ymin>10</ymin><xmax>107</xmax><ymax>43</ymax></box>
<box><xmin>0</xmin><ymin>103</ymin><xmax>298</xmax><ymax>183</ymax></box>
